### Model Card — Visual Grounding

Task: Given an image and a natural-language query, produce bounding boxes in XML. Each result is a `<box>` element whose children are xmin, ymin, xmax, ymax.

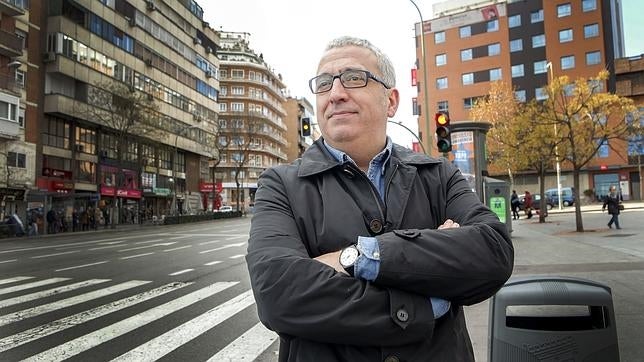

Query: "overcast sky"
<box><xmin>201</xmin><ymin>0</ymin><xmax>643</xmax><ymax>147</ymax></box>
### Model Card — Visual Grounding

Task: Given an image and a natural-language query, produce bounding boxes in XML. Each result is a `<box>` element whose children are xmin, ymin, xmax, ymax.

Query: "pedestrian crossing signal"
<box><xmin>301</xmin><ymin>117</ymin><xmax>311</xmax><ymax>137</ymax></box>
<box><xmin>434</xmin><ymin>112</ymin><xmax>452</xmax><ymax>153</ymax></box>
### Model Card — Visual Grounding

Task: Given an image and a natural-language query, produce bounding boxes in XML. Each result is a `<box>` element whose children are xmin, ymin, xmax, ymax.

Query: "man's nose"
<box><xmin>328</xmin><ymin>78</ymin><xmax>348</xmax><ymax>99</ymax></box>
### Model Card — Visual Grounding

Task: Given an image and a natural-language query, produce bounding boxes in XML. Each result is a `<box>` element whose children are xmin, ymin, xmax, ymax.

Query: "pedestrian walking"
<box><xmin>511</xmin><ymin>190</ymin><xmax>520</xmax><ymax>220</ymax></box>
<box><xmin>523</xmin><ymin>191</ymin><xmax>533</xmax><ymax>219</ymax></box>
<box><xmin>246</xmin><ymin>36</ymin><xmax>514</xmax><ymax>361</ymax></box>
<box><xmin>602</xmin><ymin>185</ymin><xmax>622</xmax><ymax>229</ymax></box>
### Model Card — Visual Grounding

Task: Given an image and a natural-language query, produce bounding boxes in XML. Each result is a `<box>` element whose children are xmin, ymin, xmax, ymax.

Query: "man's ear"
<box><xmin>386</xmin><ymin>88</ymin><xmax>400</xmax><ymax>118</ymax></box>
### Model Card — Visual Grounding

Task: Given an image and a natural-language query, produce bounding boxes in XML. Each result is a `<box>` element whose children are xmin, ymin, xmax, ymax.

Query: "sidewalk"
<box><xmin>466</xmin><ymin>204</ymin><xmax>644</xmax><ymax>362</ymax></box>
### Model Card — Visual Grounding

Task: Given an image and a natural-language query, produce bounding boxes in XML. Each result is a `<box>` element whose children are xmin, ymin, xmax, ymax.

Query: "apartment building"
<box><xmin>216</xmin><ymin>31</ymin><xmax>287</xmax><ymax>210</ymax></box>
<box><xmin>413</xmin><ymin>0</ymin><xmax>642</xmax><ymax>199</ymax></box>
<box><xmin>34</xmin><ymin>0</ymin><xmax>221</xmax><ymax>226</ymax></box>
<box><xmin>0</xmin><ymin>0</ymin><xmax>32</xmax><ymax>223</ymax></box>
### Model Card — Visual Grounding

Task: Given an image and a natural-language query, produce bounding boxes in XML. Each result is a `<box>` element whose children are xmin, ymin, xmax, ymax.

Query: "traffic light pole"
<box><xmin>409</xmin><ymin>0</ymin><xmax>432</xmax><ymax>156</ymax></box>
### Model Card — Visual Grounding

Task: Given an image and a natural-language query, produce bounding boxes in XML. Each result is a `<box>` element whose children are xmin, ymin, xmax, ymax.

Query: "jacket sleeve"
<box><xmin>246</xmin><ymin>167</ymin><xmax>435</xmax><ymax>346</ymax></box>
<box><xmin>374</xmin><ymin>162</ymin><xmax>514</xmax><ymax>306</ymax></box>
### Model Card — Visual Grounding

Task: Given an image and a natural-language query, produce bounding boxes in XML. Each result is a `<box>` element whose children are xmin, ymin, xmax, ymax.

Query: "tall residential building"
<box><xmin>0</xmin><ymin>0</ymin><xmax>32</xmax><ymax>222</ymax></box>
<box><xmin>36</xmin><ymin>0</ymin><xmax>221</xmax><ymax>225</ymax></box>
<box><xmin>216</xmin><ymin>31</ymin><xmax>287</xmax><ymax>210</ymax></box>
<box><xmin>413</xmin><ymin>0</ymin><xmax>640</xmax><ymax>199</ymax></box>
<box><xmin>284</xmin><ymin>96</ymin><xmax>314</xmax><ymax>162</ymax></box>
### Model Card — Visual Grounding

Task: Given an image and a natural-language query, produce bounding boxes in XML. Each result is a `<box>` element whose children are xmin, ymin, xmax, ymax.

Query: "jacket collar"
<box><xmin>298</xmin><ymin>138</ymin><xmax>441</xmax><ymax>177</ymax></box>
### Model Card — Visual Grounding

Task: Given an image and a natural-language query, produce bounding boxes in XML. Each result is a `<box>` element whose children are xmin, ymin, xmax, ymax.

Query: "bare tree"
<box><xmin>226</xmin><ymin>116</ymin><xmax>259</xmax><ymax>212</ymax></box>
<box><xmin>78</xmin><ymin>81</ymin><xmax>159</xmax><ymax>226</ymax></box>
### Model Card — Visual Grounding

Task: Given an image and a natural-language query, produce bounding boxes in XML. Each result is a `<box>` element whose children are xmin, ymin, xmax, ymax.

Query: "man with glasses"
<box><xmin>247</xmin><ymin>36</ymin><xmax>513</xmax><ymax>361</ymax></box>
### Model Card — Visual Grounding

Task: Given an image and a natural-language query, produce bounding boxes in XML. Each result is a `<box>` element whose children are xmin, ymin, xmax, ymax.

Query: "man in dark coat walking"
<box><xmin>602</xmin><ymin>185</ymin><xmax>622</xmax><ymax>229</ymax></box>
<box><xmin>246</xmin><ymin>36</ymin><xmax>514</xmax><ymax>361</ymax></box>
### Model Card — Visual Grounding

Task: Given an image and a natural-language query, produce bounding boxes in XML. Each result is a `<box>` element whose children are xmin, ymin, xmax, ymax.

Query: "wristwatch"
<box><xmin>339</xmin><ymin>245</ymin><xmax>361</xmax><ymax>276</ymax></box>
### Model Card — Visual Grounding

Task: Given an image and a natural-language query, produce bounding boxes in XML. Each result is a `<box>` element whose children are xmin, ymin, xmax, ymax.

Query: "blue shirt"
<box><xmin>324</xmin><ymin>139</ymin><xmax>450</xmax><ymax>319</ymax></box>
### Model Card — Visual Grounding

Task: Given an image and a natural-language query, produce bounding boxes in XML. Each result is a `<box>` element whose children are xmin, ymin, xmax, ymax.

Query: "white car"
<box><xmin>218</xmin><ymin>206</ymin><xmax>233</xmax><ymax>212</ymax></box>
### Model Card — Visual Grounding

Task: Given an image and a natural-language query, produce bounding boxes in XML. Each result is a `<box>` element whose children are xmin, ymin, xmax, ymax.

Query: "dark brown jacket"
<box><xmin>247</xmin><ymin>140</ymin><xmax>514</xmax><ymax>361</ymax></box>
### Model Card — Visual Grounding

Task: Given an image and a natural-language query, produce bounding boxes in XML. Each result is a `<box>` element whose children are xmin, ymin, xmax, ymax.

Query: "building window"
<box><xmin>582</xmin><ymin>0</ymin><xmax>596</xmax><ymax>12</ymax></box>
<box><xmin>586</xmin><ymin>51</ymin><xmax>601</xmax><ymax>65</ymax></box>
<box><xmin>461</xmin><ymin>49</ymin><xmax>473</xmax><ymax>61</ymax></box>
<box><xmin>459</xmin><ymin>26</ymin><xmax>471</xmax><ymax>38</ymax></box>
<box><xmin>514</xmin><ymin>90</ymin><xmax>527</xmax><ymax>102</ymax></box>
<box><xmin>535</xmin><ymin>87</ymin><xmax>548</xmax><ymax>100</ymax></box>
<box><xmin>532</xmin><ymin>34</ymin><xmax>546</xmax><ymax>48</ymax></box>
<box><xmin>75</xmin><ymin>126</ymin><xmax>96</xmax><ymax>155</ymax></box>
<box><xmin>559</xmin><ymin>29</ymin><xmax>573</xmax><ymax>43</ymax></box>
<box><xmin>489</xmin><ymin>68</ymin><xmax>502</xmax><ymax>81</ymax></box>
<box><xmin>434</xmin><ymin>31</ymin><xmax>445</xmax><ymax>44</ymax></box>
<box><xmin>534</xmin><ymin>60</ymin><xmax>548</xmax><ymax>74</ymax></box>
<box><xmin>561</xmin><ymin>55</ymin><xmax>575</xmax><ymax>70</ymax></box>
<box><xmin>231</xmin><ymin>102</ymin><xmax>244</xmax><ymax>112</ymax></box>
<box><xmin>437</xmin><ymin>100</ymin><xmax>449</xmax><ymax>112</ymax></box>
<box><xmin>487</xmin><ymin>19</ymin><xmax>499</xmax><ymax>32</ymax></box>
<box><xmin>531</xmin><ymin>9</ymin><xmax>544</xmax><ymax>23</ymax></box>
<box><xmin>435</xmin><ymin>54</ymin><xmax>447</xmax><ymax>66</ymax></box>
<box><xmin>508</xmin><ymin>14</ymin><xmax>521</xmax><ymax>28</ymax></box>
<box><xmin>557</xmin><ymin>3</ymin><xmax>572</xmax><ymax>17</ymax></box>
<box><xmin>231</xmin><ymin>86</ymin><xmax>244</xmax><ymax>95</ymax></box>
<box><xmin>75</xmin><ymin>160</ymin><xmax>96</xmax><ymax>183</ymax></box>
<box><xmin>219</xmin><ymin>103</ymin><xmax>227</xmax><ymax>112</ymax></box>
<box><xmin>15</xmin><ymin>70</ymin><xmax>25</xmax><ymax>88</ymax></box>
<box><xmin>43</xmin><ymin>117</ymin><xmax>70</xmax><ymax>149</ymax></box>
<box><xmin>463</xmin><ymin>97</ymin><xmax>480</xmax><ymax>109</ymax></box>
<box><xmin>488</xmin><ymin>43</ymin><xmax>500</xmax><ymax>56</ymax></box>
<box><xmin>436</xmin><ymin>77</ymin><xmax>448</xmax><ymax>89</ymax></box>
<box><xmin>588</xmin><ymin>79</ymin><xmax>604</xmax><ymax>93</ymax></box>
<box><xmin>231</xmin><ymin>69</ymin><xmax>244</xmax><ymax>79</ymax></box>
<box><xmin>510</xmin><ymin>39</ymin><xmax>523</xmax><ymax>52</ymax></box>
<box><xmin>7</xmin><ymin>152</ymin><xmax>26</xmax><ymax>168</ymax></box>
<box><xmin>584</xmin><ymin>23</ymin><xmax>599</xmax><ymax>38</ymax></box>
<box><xmin>462</xmin><ymin>73</ymin><xmax>474</xmax><ymax>85</ymax></box>
<box><xmin>511</xmin><ymin>64</ymin><xmax>525</xmax><ymax>78</ymax></box>
<box><xmin>15</xmin><ymin>29</ymin><xmax>27</xmax><ymax>49</ymax></box>
<box><xmin>0</xmin><ymin>99</ymin><xmax>19</xmax><ymax>123</ymax></box>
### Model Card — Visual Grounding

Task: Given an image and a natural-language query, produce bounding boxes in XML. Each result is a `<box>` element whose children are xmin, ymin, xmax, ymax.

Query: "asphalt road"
<box><xmin>0</xmin><ymin>217</ymin><xmax>280</xmax><ymax>362</ymax></box>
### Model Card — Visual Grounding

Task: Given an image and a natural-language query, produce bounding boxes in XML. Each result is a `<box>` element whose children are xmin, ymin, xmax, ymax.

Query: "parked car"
<box><xmin>518</xmin><ymin>193</ymin><xmax>554</xmax><ymax>211</ymax></box>
<box><xmin>218</xmin><ymin>205</ymin><xmax>233</xmax><ymax>213</ymax></box>
<box><xmin>545</xmin><ymin>187</ymin><xmax>575</xmax><ymax>207</ymax></box>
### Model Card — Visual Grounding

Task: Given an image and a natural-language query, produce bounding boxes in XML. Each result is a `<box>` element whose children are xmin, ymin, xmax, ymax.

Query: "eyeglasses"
<box><xmin>309</xmin><ymin>69</ymin><xmax>391</xmax><ymax>94</ymax></box>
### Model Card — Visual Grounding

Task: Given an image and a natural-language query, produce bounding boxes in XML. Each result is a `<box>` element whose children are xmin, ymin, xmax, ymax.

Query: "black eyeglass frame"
<box><xmin>308</xmin><ymin>70</ymin><xmax>391</xmax><ymax>94</ymax></box>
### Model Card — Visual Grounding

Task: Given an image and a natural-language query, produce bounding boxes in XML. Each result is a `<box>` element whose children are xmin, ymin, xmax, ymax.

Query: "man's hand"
<box><xmin>438</xmin><ymin>219</ymin><xmax>460</xmax><ymax>229</ymax></box>
<box><xmin>314</xmin><ymin>250</ymin><xmax>348</xmax><ymax>275</ymax></box>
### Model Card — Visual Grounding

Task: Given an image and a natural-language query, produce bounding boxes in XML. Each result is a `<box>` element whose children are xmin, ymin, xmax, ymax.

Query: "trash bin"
<box><xmin>488</xmin><ymin>276</ymin><xmax>619</xmax><ymax>362</ymax></box>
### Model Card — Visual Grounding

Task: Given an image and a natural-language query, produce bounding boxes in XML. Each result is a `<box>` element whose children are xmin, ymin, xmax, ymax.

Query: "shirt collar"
<box><xmin>323</xmin><ymin>137</ymin><xmax>393</xmax><ymax>174</ymax></box>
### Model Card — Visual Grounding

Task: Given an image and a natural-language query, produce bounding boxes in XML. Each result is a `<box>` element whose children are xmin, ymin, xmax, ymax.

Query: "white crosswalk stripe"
<box><xmin>0</xmin><ymin>276</ymin><xmax>278</xmax><ymax>361</ymax></box>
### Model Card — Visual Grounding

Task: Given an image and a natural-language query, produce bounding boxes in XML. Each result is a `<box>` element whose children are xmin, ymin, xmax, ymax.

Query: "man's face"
<box><xmin>314</xmin><ymin>46</ymin><xmax>399</xmax><ymax>149</ymax></box>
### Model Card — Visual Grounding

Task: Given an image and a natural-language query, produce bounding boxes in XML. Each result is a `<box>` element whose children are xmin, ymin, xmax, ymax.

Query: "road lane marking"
<box><xmin>198</xmin><ymin>240</ymin><xmax>223</xmax><ymax>246</ymax></box>
<box><xmin>55</xmin><ymin>261</ymin><xmax>110</xmax><ymax>272</ymax></box>
<box><xmin>88</xmin><ymin>244</ymin><xmax>126</xmax><ymax>251</ymax></box>
<box><xmin>111</xmin><ymin>289</ymin><xmax>255</xmax><ymax>362</ymax></box>
<box><xmin>0</xmin><ymin>276</ymin><xmax>35</xmax><ymax>285</ymax></box>
<box><xmin>119</xmin><ymin>252</ymin><xmax>155</xmax><ymax>260</ymax></box>
<box><xmin>31</xmin><ymin>250</ymin><xmax>80</xmax><ymax>259</ymax></box>
<box><xmin>0</xmin><ymin>235</ymin><xmax>151</xmax><ymax>255</ymax></box>
<box><xmin>118</xmin><ymin>243</ymin><xmax>175</xmax><ymax>252</ymax></box>
<box><xmin>166</xmin><ymin>235</ymin><xmax>193</xmax><ymax>240</ymax></box>
<box><xmin>0</xmin><ymin>280</ymin><xmax>150</xmax><ymax>327</ymax></box>
<box><xmin>163</xmin><ymin>245</ymin><xmax>192</xmax><ymax>252</ymax></box>
<box><xmin>0</xmin><ymin>282</ymin><xmax>191</xmax><ymax>353</ymax></box>
<box><xmin>23</xmin><ymin>281</ymin><xmax>239</xmax><ymax>362</ymax></box>
<box><xmin>0</xmin><ymin>259</ymin><xmax>18</xmax><ymax>264</ymax></box>
<box><xmin>199</xmin><ymin>242</ymin><xmax>246</xmax><ymax>254</ymax></box>
<box><xmin>204</xmin><ymin>261</ymin><xmax>223</xmax><ymax>266</ymax></box>
<box><xmin>168</xmin><ymin>269</ymin><xmax>194</xmax><ymax>276</ymax></box>
<box><xmin>0</xmin><ymin>278</ymin><xmax>71</xmax><ymax>296</ymax></box>
<box><xmin>206</xmin><ymin>322</ymin><xmax>278</xmax><ymax>362</ymax></box>
<box><xmin>229</xmin><ymin>254</ymin><xmax>245</xmax><ymax>259</ymax></box>
<box><xmin>225</xmin><ymin>235</ymin><xmax>247</xmax><ymax>240</ymax></box>
<box><xmin>133</xmin><ymin>239</ymin><xmax>164</xmax><ymax>245</ymax></box>
<box><xmin>0</xmin><ymin>279</ymin><xmax>110</xmax><ymax>308</ymax></box>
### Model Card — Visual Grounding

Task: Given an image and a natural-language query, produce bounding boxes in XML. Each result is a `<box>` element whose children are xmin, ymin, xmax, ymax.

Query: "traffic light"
<box><xmin>434</xmin><ymin>112</ymin><xmax>452</xmax><ymax>153</ymax></box>
<box><xmin>301</xmin><ymin>117</ymin><xmax>311</xmax><ymax>137</ymax></box>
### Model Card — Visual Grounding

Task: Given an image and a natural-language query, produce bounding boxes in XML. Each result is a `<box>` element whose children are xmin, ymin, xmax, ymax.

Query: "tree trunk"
<box><xmin>573</xmin><ymin>168</ymin><xmax>584</xmax><ymax>232</ymax></box>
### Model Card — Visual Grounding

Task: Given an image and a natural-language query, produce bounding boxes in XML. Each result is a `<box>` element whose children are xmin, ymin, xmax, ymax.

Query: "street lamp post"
<box><xmin>172</xmin><ymin>125</ymin><xmax>198</xmax><ymax>215</ymax></box>
<box><xmin>546</xmin><ymin>62</ymin><xmax>563</xmax><ymax>210</ymax></box>
<box><xmin>388</xmin><ymin>120</ymin><xmax>426</xmax><ymax>154</ymax></box>
<box><xmin>409</xmin><ymin>0</ymin><xmax>431</xmax><ymax>156</ymax></box>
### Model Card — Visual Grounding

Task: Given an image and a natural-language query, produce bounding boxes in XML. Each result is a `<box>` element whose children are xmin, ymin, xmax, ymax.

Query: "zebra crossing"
<box><xmin>0</xmin><ymin>275</ymin><xmax>278</xmax><ymax>361</ymax></box>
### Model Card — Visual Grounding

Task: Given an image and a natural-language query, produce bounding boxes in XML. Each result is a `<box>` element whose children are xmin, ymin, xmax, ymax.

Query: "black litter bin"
<box><xmin>489</xmin><ymin>276</ymin><xmax>619</xmax><ymax>362</ymax></box>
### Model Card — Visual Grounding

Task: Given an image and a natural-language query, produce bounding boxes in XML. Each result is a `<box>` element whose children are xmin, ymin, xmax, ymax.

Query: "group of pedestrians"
<box><xmin>510</xmin><ymin>190</ymin><xmax>533</xmax><ymax>220</ymax></box>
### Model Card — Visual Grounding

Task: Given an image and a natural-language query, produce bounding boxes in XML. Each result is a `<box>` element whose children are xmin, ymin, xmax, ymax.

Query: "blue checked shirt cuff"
<box><xmin>355</xmin><ymin>237</ymin><xmax>451</xmax><ymax>320</ymax></box>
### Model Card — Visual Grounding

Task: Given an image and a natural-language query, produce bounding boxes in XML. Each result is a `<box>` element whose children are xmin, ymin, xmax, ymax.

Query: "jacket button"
<box><xmin>369</xmin><ymin>219</ymin><xmax>383</xmax><ymax>234</ymax></box>
<box><xmin>384</xmin><ymin>356</ymin><xmax>400</xmax><ymax>362</ymax></box>
<box><xmin>396</xmin><ymin>308</ymin><xmax>409</xmax><ymax>322</ymax></box>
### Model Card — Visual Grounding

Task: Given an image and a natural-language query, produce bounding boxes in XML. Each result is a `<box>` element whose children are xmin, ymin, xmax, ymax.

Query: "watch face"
<box><xmin>340</xmin><ymin>246</ymin><xmax>359</xmax><ymax>267</ymax></box>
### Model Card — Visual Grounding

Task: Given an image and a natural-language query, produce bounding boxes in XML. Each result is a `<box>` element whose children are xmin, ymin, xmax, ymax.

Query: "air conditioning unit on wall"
<box><xmin>43</xmin><ymin>52</ymin><xmax>56</xmax><ymax>63</ymax></box>
<box><xmin>75</xmin><ymin>144</ymin><xmax>85</xmax><ymax>152</ymax></box>
<box><xmin>146</xmin><ymin>1</ymin><xmax>156</xmax><ymax>11</ymax></box>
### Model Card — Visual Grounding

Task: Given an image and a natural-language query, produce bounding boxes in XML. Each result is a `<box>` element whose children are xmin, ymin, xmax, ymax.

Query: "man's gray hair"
<box><xmin>324</xmin><ymin>36</ymin><xmax>396</xmax><ymax>88</ymax></box>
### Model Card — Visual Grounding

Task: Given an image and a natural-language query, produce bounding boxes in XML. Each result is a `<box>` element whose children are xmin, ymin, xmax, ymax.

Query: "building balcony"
<box><xmin>0</xmin><ymin>118</ymin><xmax>19</xmax><ymax>139</ymax></box>
<box><xmin>616</xmin><ymin>80</ymin><xmax>644</xmax><ymax>97</ymax></box>
<box><xmin>0</xmin><ymin>0</ymin><xmax>26</xmax><ymax>17</ymax></box>
<box><xmin>0</xmin><ymin>73</ymin><xmax>20</xmax><ymax>95</ymax></box>
<box><xmin>0</xmin><ymin>30</ymin><xmax>22</xmax><ymax>58</ymax></box>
